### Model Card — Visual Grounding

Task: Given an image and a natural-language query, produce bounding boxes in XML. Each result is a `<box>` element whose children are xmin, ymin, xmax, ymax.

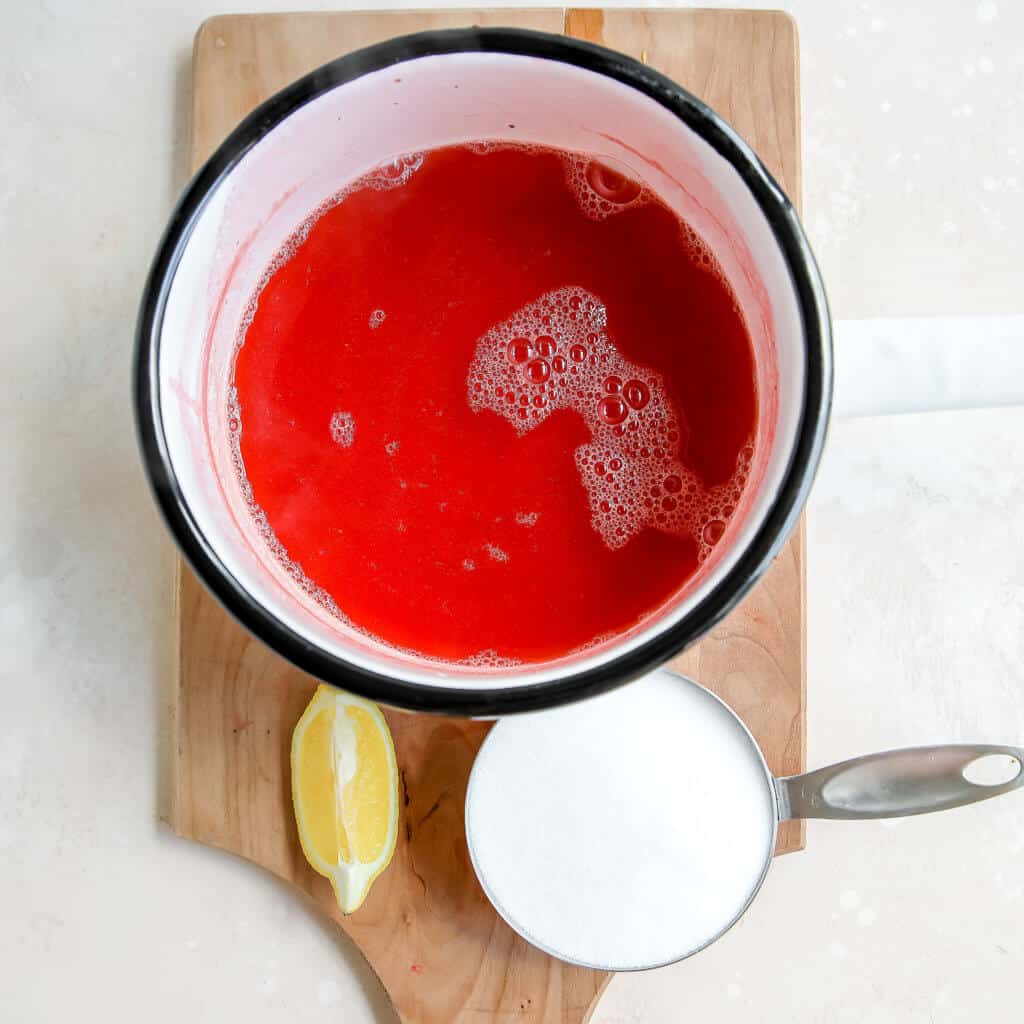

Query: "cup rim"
<box><xmin>134</xmin><ymin>27</ymin><xmax>832</xmax><ymax>716</ymax></box>
<box><xmin>464</xmin><ymin>670</ymin><xmax>781</xmax><ymax>970</ymax></box>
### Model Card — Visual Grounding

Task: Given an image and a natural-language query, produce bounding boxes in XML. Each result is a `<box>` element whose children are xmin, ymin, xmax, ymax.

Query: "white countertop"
<box><xmin>3</xmin><ymin>1</ymin><xmax>1023</xmax><ymax>1019</ymax></box>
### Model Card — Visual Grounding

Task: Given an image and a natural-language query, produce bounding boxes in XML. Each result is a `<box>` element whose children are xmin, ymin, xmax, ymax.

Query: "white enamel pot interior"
<box><xmin>134</xmin><ymin>29</ymin><xmax>831</xmax><ymax>714</ymax></box>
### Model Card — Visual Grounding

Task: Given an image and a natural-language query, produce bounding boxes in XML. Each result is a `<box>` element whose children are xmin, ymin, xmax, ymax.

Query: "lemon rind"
<box><xmin>291</xmin><ymin>685</ymin><xmax>399</xmax><ymax>915</ymax></box>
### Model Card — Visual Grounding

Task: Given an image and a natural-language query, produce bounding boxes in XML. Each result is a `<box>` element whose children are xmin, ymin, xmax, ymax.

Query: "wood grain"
<box><xmin>172</xmin><ymin>9</ymin><xmax>805</xmax><ymax>1021</ymax></box>
<box><xmin>191</xmin><ymin>9</ymin><xmax>566</xmax><ymax>161</ymax></box>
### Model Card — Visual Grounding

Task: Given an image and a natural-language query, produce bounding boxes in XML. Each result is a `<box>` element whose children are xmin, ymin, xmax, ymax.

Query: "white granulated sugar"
<box><xmin>466</xmin><ymin>671</ymin><xmax>776</xmax><ymax>970</ymax></box>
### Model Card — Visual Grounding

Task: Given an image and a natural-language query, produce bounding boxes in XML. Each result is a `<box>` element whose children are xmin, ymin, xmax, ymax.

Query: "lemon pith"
<box><xmin>291</xmin><ymin>685</ymin><xmax>399</xmax><ymax>913</ymax></box>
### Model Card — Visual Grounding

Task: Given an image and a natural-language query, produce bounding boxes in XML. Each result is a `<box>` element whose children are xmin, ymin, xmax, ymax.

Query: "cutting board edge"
<box><xmin>168</xmin><ymin>10</ymin><xmax>808</xmax><ymax>1019</ymax></box>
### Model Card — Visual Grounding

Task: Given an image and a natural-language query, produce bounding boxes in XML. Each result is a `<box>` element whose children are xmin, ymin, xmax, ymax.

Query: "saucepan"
<box><xmin>466</xmin><ymin>670</ymin><xmax>1024</xmax><ymax>969</ymax></box>
<box><xmin>134</xmin><ymin>27</ymin><xmax>830</xmax><ymax>715</ymax></box>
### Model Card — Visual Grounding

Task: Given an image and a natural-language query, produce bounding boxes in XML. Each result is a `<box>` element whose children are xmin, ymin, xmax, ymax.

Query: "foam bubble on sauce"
<box><xmin>364</xmin><ymin>153</ymin><xmax>424</xmax><ymax>190</ymax></box>
<box><xmin>679</xmin><ymin>220</ymin><xmax>730</xmax><ymax>289</ymax></box>
<box><xmin>329</xmin><ymin>411</ymin><xmax>355</xmax><ymax>447</ymax></box>
<box><xmin>514</xmin><ymin>511</ymin><xmax>539</xmax><ymax>527</ymax></box>
<box><xmin>466</xmin><ymin>140</ymin><xmax>542</xmax><ymax>157</ymax></box>
<box><xmin>484</xmin><ymin>543</ymin><xmax>510</xmax><ymax>563</ymax></box>
<box><xmin>369</xmin><ymin>309</ymin><xmax>387</xmax><ymax>329</ymax></box>
<box><xmin>565</xmin><ymin>156</ymin><xmax>650</xmax><ymax>221</ymax></box>
<box><xmin>565</xmin><ymin>154</ymin><xmax>732</xmax><ymax>296</ymax></box>
<box><xmin>463</xmin><ymin>650</ymin><xmax>523</xmax><ymax>668</ymax></box>
<box><xmin>467</xmin><ymin>286</ymin><xmax>749</xmax><ymax>556</ymax></box>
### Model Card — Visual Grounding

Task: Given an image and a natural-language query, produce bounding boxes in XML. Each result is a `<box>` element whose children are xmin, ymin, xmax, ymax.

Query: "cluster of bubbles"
<box><xmin>483</xmin><ymin>543</ymin><xmax>510</xmax><ymax>563</ymax></box>
<box><xmin>565</xmin><ymin>155</ymin><xmax>650</xmax><ymax>221</ymax></box>
<box><xmin>465</xmin><ymin>140</ymin><xmax>540</xmax><ymax>156</ymax></box>
<box><xmin>464</xmin><ymin>141</ymin><xmax>649</xmax><ymax>223</ymax></box>
<box><xmin>364</xmin><ymin>152</ymin><xmax>424</xmax><ymax>190</ymax></box>
<box><xmin>462</xmin><ymin>650</ymin><xmax>523</xmax><ymax>668</ymax></box>
<box><xmin>564</xmin><ymin>151</ymin><xmax>734</xmax><ymax>296</ymax></box>
<box><xmin>329</xmin><ymin>410</ymin><xmax>356</xmax><ymax>448</ymax></box>
<box><xmin>467</xmin><ymin>286</ymin><xmax>752</xmax><ymax>557</ymax></box>
<box><xmin>678</xmin><ymin>218</ymin><xmax>728</xmax><ymax>281</ymax></box>
<box><xmin>462</xmin><ymin>143</ymin><xmax>731</xmax><ymax>293</ymax></box>
<box><xmin>369</xmin><ymin>308</ymin><xmax>387</xmax><ymax>330</ymax></box>
<box><xmin>463</xmin><ymin>142</ymin><xmax>650</xmax><ymax>224</ymax></box>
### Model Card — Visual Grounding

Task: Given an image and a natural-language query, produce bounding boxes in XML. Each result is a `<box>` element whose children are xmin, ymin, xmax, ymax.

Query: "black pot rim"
<box><xmin>134</xmin><ymin>26</ymin><xmax>832</xmax><ymax>717</ymax></box>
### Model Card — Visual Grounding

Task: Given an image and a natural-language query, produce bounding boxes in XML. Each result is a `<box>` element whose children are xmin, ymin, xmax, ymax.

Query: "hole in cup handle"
<box><xmin>963</xmin><ymin>754</ymin><xmax>1022</xmax><ymax>787</ymax></box>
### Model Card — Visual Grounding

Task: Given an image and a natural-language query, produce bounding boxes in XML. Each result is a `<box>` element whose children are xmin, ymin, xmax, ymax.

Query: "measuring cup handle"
<box><xmin>775</xmin><ymin>745</ymin><xmax>1024</xmax><ymax>821</ymax></box>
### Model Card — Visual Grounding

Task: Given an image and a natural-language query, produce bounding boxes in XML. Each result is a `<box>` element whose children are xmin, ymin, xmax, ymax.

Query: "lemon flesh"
<box><xmin>291</xmin><ymin>685</ymin><xmax>399</xmax><ymax>913</ymax></box>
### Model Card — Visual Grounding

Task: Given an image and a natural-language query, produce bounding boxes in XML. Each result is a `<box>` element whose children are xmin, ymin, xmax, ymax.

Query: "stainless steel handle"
<box><xmin>775</xmin><ymin>745</ymin><xmax>1024</xmax><ymax>821</ymax></box>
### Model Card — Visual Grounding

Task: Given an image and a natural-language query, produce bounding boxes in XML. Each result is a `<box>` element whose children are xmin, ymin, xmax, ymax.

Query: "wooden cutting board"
<box><xmin>170</xmin><ymin>10</ymin><xmax>804</xmax><ymax>1022</ymax></box>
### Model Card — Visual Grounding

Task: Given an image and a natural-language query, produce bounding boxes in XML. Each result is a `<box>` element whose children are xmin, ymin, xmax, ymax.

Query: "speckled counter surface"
<box><xmin>3</xmin><ymin>1</ymin><xmax>1023</xmax><ymax>1020</ymax></box>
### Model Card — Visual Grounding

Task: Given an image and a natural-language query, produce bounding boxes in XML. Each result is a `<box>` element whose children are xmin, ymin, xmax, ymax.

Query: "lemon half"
<box><xmin>291</xmin><ymin>685</ymin><xmax>399</xmax><ymax>913</ymax></box>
